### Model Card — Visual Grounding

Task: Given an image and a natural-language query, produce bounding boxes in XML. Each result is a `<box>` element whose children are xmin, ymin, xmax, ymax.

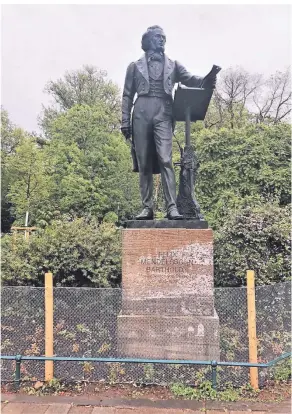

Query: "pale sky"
<box><xmin>1</xmin><ymin>4</ymin><xmax>291</xmax><ymax>133</ymax></box>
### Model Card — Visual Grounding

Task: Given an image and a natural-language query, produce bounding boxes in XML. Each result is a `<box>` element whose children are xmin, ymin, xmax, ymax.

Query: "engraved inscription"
<box><xmin>138</xmin><ymin>242</ymin><xmax>212</xmax><ymax>277</ymax></box>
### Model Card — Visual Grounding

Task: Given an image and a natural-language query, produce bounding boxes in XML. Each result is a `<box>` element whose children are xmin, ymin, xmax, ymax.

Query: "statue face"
<box><xmin>149</xmin><ymin>28</ymin><xmax>166</xmax><ymax>52</ymax></box>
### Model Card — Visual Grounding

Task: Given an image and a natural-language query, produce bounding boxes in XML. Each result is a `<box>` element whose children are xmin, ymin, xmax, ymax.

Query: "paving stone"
<box><xmin>92</xmin><ymin>408</ymin><xmax>202</xmax><ymax>413</ymax></box>
<box><xmin>69</xmin><ymin>406</ymin><xmax>93</xmax><ymax>414</ymax></box>
<box><xmin>229</xmin><ymin>411</ymin><xmax>252</xmax><ymax>414</ymax></box>
<box><xmin>207</xmin><ymin>410</ymin><xmax>231</xmax><ymax>414</ymax></box>
<box><xmin>45</xmin><ymin>403</ymin><xmax>72</xmax><ymax>414</ymax></box>
<box><xmin>21</xmin><ymin>404</ymin><xmax>49</xmax><ymax>413</ymax></box>
<box><xmin>2</xmin><ymin>403</ymin><xmax>29</xmax><ymax>413</ymax></box>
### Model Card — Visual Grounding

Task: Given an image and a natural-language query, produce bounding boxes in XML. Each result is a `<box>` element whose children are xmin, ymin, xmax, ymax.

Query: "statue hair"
<box><xmin>141</xmin><ymin>25</ymin><xmax>165</xmax><ymax>52</ymax></box>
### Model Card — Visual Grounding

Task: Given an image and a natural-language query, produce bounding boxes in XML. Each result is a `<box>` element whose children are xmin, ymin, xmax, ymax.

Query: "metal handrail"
<box><xmin>1</xmin><ymin>352</ymin><xmax>290</xmax><ymax>391</ymax></box>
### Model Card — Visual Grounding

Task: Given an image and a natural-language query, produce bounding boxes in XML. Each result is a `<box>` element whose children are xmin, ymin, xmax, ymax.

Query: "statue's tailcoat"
<box><xmin>122</xmin><ymin>53</ymin><xmax>203</xmax><ymax>210</ymax></box>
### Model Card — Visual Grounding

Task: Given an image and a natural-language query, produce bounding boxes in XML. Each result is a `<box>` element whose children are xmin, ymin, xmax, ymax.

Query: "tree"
<box><xmin>3</xmin><ymin>65</ymin><xmax>291</xmax><ymax>288</ymax></box>
<box><xmin>3</xmin><ymin>103</ymin><xmax>141</xmax><ymax>229</ymax></box>
<box><xmin>204</xmin><ymin>67</ymin><xmax>262</xmax><ymax>130</ymax></box>
<box><xmin>40</xmin><ymin>65</ymin><xmax>121</xmax><ymax>135</ymax></box>
<box><xmin>204</xmin><ymin>67</ymin><xmax>291</xmax><ymax>130</ymax></box>
<box><xmin>1</xmin><ymin>109</ymin><xmax>34</xmax><ymax>231</ymax></box>
<box><xmin>214</xmin><ymin>203</ymin><xmax>291</xmax><ymax>287</ymax></box>
<box><xmin>253</xmin><ymin>68</ymin><xmax>291</xmax><ymax>124</ymax></box>
<box><xmin>1</xmin><ymin>108</ymin><xmax>26</xmax><ymax>155</ymax></box>
<box><xmin>44</xmin><ymin>104</ymin><xmax>140</xmax><ymax>221</ymax></box>
<box><xmin>5</xmin><ymin>137</ymin><xmax>53</xmax><ymax>226</ymax></box>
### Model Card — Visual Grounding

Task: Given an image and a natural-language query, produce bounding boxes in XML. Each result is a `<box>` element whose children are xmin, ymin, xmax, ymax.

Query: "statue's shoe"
<box><xmin>136</xmin><ymin>208</ymin><xmax>154</xmax><ymax>220</ymax></box>
<box><xmin>167</xmin><ymin>208</ymin><xmax>183</xmax><ymax>220</ymax></box>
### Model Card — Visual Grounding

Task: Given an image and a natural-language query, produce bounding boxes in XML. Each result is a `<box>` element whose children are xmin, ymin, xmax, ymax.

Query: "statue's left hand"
<box><xmin>121</xmin><ymin>126</ymin><xmax>132</xmax><ymax>140</ymax></box>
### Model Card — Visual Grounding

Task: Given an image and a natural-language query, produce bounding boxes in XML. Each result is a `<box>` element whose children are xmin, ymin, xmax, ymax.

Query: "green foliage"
<box><xmin>1</xmin><ymin>109</ymin><xmax>28</xmax><ymax>231</ymax></box>
<box><xmin>5</xmin><ymin>137</ymin><xmax>53</xmax><ymax>225</ymax></box>
<box><xmin>144</xmin><ymin>363</ymin><xmax>155</xmax><ymax>381</ymax></box>
<box><xmin>219</xmin><ymin>326</ymin><xmax>247</xmax><ymax>360</ymax></box>
<box><xmin>171</xmin><ymin>381</ymin><xmax>217</xmax><ymax>400</ymax></box>
<box><xmin>44</xmin><ymin>65</ymin><xmax>120</xmax><ymax>111</ymax></box>
<box><xmin>2</xmin><ymin>64</ymin><xmax>291</xmax><ymax>288</ymax></box>
<box><xmin>103</xmin><ymin>212</ymin><xmax>118</xmax><ymax>224</ymax></box>
<box><xmin>45</xmin><ymin>101</ymin><xmax>117</xmax><ymax>144</ymax></box>
<box><xmin>214</xmin><ymin>203</ymin><xmax>290</xmax><ymax>286</ymax></box>
<box><xmin>108</xmin><ymin>363</ymin><xmax>126</xmax><ymax>384</ymax></box>
<box><xmin>258</xmin><ymin>330</ymin><xmax>291</xmax><ymax>363</ymax></box>
<box><xmin>1</xmin><ymin>108</ymin><xmax>26</xmax><ymax>155</ymax></box>
<box><xmin>40</xmin><ymin>65</ymin><xmax>121</xmax><ymax>134</ymax></box>
<box><xmin>192</xmin><ymin>123</ymin><xmax>291</xmax><ymax>227</ymax></box>
<box><xmin>204</xmin><ymin>98</ymin><xmax>252</xmax><ymax>130</ymax></box>
<box><xmin>174</xmin><ymin>122</ymin><xmax>291</xmax><ymax>287</ymax></box>
<box><xmin>1</xmin><ymin>218</ymin><xmax>121</xmax><ymax>287</ymax></box>
<box><xmin>171</xmin><ymin>381</ymin><xmax>259</xmax><ymax>402</ymax></box>
<box><xmin>3</xmin><ymin>104</ymin><xmax>140</xmax><ymax>227</ymax></box>
<box><xmin>23</xmin><ymin>378</ymin><xmax>65</xmax><ymax>396</ymax></box>
<box><xmin>270</xmin><ymin>359</ymin><xmax>292</xmax><ymax>383</ymax></box>
<box><xmin>44</xmin><ymin>104</ymin><xmax>140</xmax><ymax>221</ymax></box>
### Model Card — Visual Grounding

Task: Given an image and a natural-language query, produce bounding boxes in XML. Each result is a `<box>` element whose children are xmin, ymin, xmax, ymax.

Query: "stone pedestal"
<box><xmin>118</xmin><ymin>221</ymin><xmax>220</xmax><ymax>361</ymax></box>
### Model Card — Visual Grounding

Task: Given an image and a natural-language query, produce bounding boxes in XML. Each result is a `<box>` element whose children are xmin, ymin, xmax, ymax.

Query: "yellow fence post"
<box><xmin>45</xmin><ymin>272</ymin><xmax>54</xmax><ymax>381</ymax></box>
<box><xmin>247</xmin><ymin>269</ymin><xmax>259</xmax><ymax>389</ymax></box>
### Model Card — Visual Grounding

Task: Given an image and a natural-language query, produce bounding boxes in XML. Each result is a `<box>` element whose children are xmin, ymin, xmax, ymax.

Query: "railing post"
<box><xmin>247</xmin><ymin>270</ymin><xmax>259</xmax><ymax>389</ymax></box>
<box><xmin>15</xmin><ymin>354</ymin><xmax>22</xmax><ymax>390</ymax></box>
<box><xmin>211</xmin><ymin>360</ymin><xmax>218</xmax><ymax>390</ymax></box>
<box><xmin>45</xmin><ymin>272</ymin><xmax>54</xmax><ymax>381</ymax></box>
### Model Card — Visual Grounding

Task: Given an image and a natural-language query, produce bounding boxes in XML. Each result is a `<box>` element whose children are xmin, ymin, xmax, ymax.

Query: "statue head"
<box><xmin>141</xmin><ymin>26</ymin><xmax>166</xmax><ymax>53</ymax></box>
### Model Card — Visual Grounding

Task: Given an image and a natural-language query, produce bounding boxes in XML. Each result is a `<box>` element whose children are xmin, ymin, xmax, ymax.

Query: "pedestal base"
<box><xmin>118</xmin><ymin>311</ymin><xmax>220</xmax><ymax>360</ymax></box>
<box><xmin>118</xmin><ymin>227</ymin><xmax>220</xmax><ymax>361</ymax></box>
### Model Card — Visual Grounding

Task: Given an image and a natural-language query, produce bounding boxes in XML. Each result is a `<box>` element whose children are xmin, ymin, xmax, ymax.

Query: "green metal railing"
<box><xmin>1</xmin><ymin>352</ymin><xmax>290</xmax><ymax>391</ymax></box>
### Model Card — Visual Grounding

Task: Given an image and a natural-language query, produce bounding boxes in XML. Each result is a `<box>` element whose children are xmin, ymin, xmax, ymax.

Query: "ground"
<box><xmin>1</xmin><ymin>381</ymin><xmax>291</xmax><ymax>413</ymax></box>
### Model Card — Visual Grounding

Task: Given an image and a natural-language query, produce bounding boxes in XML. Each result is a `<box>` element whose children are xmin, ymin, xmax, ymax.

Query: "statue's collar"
<box><xmin>146</xmin><ymin>50</ymin><xmax>164</xmax><ymax>62</ymax></box>
<box><xmin>136</xmin><ymin>53</ymin><xmax>174</xmax><ymax>82</ymax></box>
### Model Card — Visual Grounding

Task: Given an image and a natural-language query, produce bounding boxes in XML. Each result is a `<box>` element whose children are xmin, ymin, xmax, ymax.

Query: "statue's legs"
<box><xmin>153</xmin><ymin>99</ymin><xmax>177</xmax><ymax>214</ymax></box>
<box><xmin>153</xmin><ymin>120</ymin><xmax>177</xmax><ymax>213</ymax></box>
<box><xmin>133</xmin><ymin>97</ymin><xmax>178</xmax><ymax>214</ymax></box>
<box><xmin>132</xmin><ymin>98</ymin><xmax>155</xmax><ymax>210</ymax></box>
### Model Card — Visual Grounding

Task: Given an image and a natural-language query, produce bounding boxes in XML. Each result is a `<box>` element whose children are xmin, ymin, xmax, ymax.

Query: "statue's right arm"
<box><xmin>175</xmin><ymin>61</ymin><xmax>204</xmax><ymax>88</ymax></box>
<box><xmin>122</xmin><ymin>62</ymin><xmax>136</xmax><ymax>129</ymax></box>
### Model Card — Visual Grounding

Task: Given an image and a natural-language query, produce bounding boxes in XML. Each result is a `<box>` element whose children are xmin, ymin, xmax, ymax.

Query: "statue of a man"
<box><xmin>121</xmin><ymin>25</ymin><xmax>216</xmax><ymax>220</ymax></box>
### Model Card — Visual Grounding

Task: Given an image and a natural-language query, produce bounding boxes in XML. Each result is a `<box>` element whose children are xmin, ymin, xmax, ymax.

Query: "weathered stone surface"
<box><xmin>119</xmin><ymin>228</ymin><xmax>220</xmax><ymax>360</ymax></box>
<box><xmin>122</xmin><ymin>229</ymin><xmax>214</xmax><ymax>305</ymax></box>
<box><xmin>122</xmin><ymin>295</ymin><xmax>214</xmax><ymax>316</ymax></box>
<box><xmin>118</xmin><ymin>312</ymin><xmax>220</xmax><ymax>360</ymax></box>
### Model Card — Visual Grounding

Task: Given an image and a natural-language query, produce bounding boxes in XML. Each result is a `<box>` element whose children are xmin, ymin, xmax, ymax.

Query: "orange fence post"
<box><xmin>45</xmin><ymin>272</ymin><xmax>54</xmax><ymax>381</ymax></box>
<box><xmin>247</xmin><ymin>270</ymin><xmax>259</xmax><ymax>389</ymax></box>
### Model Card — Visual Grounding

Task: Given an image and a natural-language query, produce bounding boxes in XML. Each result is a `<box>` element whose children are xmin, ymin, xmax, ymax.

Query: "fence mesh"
<box><xmin>1</xmin><ymin>287</ymin><xmax>45</xmax><ymax>382</ymax></box>
<box><xmin>1</xmin><ymin>282</ymin><xmax>291</xmax><ymax>388</ymax></box>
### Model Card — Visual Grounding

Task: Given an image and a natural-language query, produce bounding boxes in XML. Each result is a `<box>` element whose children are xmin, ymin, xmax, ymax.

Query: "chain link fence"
<box><xmin>1</xmin><ymin>282</ymin><xmax>291</xmax><ymax>388</ymax></box>
<box><xmin>1</xmin><ymin>287</ymin><xmax>45</xmax><ymax>383</ymax></box>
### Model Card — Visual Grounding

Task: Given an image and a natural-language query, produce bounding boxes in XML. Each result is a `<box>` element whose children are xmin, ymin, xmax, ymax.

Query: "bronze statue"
<box><xmin>121</xmin><ymin>25</ymin><xmax>217</xmax><ymax>220</ymax></box>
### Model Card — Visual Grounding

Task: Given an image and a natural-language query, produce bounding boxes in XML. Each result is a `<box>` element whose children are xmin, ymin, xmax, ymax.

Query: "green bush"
<box><xmin>214</xmin><ymin>203</ymin><xmax>291</xmax><ymax>286</ymax></box>
<box><xmin>1</xmin><ymin>218</ymin><xmax>121</xmax><ymax>287</ymax></box>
